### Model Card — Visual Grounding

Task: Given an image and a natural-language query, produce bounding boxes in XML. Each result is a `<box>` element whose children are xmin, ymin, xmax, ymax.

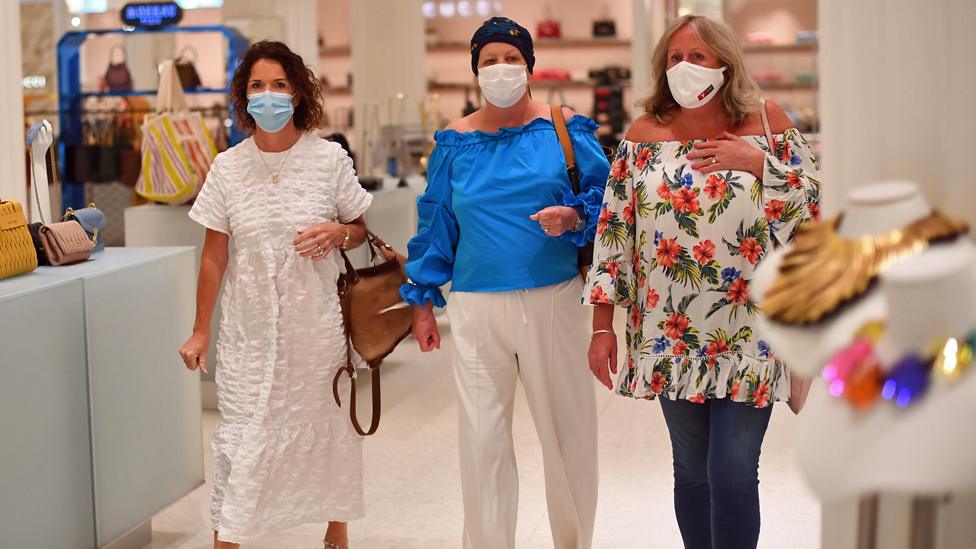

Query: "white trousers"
<box><xmin>446</xmin><ymin>278</ymin><xmax>599</xmax><ymax>549</ymax></box>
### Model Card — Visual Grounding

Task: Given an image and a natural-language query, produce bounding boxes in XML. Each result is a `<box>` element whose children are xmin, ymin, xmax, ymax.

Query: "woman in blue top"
<box><xmin>400</xmin><ymin>17</ymin><xmax>610</xmax><ymax>549</ymax></box>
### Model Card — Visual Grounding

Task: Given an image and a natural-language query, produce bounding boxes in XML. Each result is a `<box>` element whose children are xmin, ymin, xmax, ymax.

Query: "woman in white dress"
<box><xmin>178</xmin><ymin>41</ymin><xmax>372</xmax><ymax>549</ymax></box>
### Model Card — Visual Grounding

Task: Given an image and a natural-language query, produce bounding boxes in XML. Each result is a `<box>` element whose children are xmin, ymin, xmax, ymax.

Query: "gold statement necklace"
<box><xmin>761</xmin><ymin>210</ymin><xmax>969</xmax><ymax>325</ymax></box>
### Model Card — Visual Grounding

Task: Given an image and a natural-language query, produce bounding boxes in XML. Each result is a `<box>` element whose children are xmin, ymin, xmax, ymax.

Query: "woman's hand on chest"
<box><xmin>687</xmin><ymin>132</ymin><xmax>766</xmax><ymax>178</ymax></box>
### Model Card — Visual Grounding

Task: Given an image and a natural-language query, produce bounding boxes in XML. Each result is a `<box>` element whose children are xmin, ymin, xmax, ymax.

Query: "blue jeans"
<box><xmin>659</xmin><ymin>397</ymin><xmax>773</xmax><ymax>549</ymax></box>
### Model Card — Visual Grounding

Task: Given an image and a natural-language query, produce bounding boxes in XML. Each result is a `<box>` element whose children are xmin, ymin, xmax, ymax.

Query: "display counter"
<box><xmin>0</xmin><ymin>247</ymin><xmax>204</xmax><ymax>549</ymax></box>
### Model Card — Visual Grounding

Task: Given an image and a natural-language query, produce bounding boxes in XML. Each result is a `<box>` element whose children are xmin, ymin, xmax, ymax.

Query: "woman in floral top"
<box><xmin>585</xmin><ymin>15</ymin><xmax>820</xmax><ymax>549</ymax></box>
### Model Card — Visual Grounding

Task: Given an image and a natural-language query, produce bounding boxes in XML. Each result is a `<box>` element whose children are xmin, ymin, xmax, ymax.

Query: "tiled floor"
<box><xmin>147</xmin><ymin>315</ymin><xmax>820</xmax><ymax>548</ymax></box>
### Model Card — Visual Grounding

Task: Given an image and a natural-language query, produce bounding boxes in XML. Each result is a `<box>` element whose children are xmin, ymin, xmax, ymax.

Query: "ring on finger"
<box><xmin>313</xmin><ymin>249</ymin><xmax>326</xmax><ymax>257</ymax></box>
<box><xmin>711</xmin><ymin>156</ymin><xmax>718</xmax><ymax>165</ymax></box>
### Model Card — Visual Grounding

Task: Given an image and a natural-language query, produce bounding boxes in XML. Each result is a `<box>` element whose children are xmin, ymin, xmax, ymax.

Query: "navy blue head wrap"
<box><xmin>470</xmin><ymin>17</ymin><xmax>535</xmax><ymax>75</ymax></box>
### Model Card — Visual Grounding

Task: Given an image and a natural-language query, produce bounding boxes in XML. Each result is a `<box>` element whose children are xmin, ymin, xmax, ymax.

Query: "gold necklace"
<box><xmin>255</xmin><ymin>137</ymin><xmax>296</xmax><ymax>184</ymax></box>
<box><xmin>761</xmin><ymin>210</ymin><xmax>969</xmax><ymax>325</ymax></box>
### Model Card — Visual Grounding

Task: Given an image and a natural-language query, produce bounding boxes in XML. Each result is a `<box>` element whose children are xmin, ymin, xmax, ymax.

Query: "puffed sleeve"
<box><xmin>333</xmin><ymin>146</ymin><xmax>373</xmax><ymax>223</ymax></box>
<box><xmin>557</xmin><ymin>117</ymin><xmax>611</xmax><ymax>247</ymax></box>
<box><xmin>399</xmin><ymin>143</ymin><xmax>460</xmax><ymax>308</ymax></box>
<box><xmin>189</xmin><ymin>154</ymin><xmax>230</xmax><ymax>234</ymax></box>
<box><xmin>761</xmin><ymin>130</ymin><xmax>822</xmax><ymax>245</ymax></box>
<box><xmin>583</xmin><ymin>140</ymin><xmax>637</xmax><ymax>307</ymax></box>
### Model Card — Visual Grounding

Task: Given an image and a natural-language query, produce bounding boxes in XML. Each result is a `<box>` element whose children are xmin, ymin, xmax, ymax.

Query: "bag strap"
<box><xmin>156</xmin><ymin>60</ymin><xmax>188</xmax><ymax>113</ymax></box>
<box><xmin>332</xmin><ymin>270</ymin><xmax>382</xmax><ymax>437</ymax></box>
<box><xmin>178</xmin><ymin>45</ymin><xmax>198</xmax><ymax>63</ymax></box>
<box><xmin>759</xmin><ymin>97</ymin><xmax>774</xmax><ymax>149</ymax></box>
<box><xmin>550</xmin><ymin>104</ymin><xmax>581</xmax><ymax>194</ymax></box>
<box><xmin>109</xmin><ymin>44</ymin><xmax>127</xmax><ymax>65</ymax></box>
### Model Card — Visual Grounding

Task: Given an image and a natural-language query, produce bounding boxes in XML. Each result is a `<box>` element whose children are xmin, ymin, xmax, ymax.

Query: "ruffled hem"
<box><xmin>400</xmin><ymin>282</ymin><xmax>447</xmax><ymax>308</ymax></box>
<box><xmin>557</xmin><ymin>189</ymin><xmax>602</xmax><ymax>247</ymax></box>
<box><xmin>211</xmin><ymin>416</ymin><xmax>364</xmax><ymax>542</ymax></box>
<box><xmin>613</xmin><ymin>351</ymin><xmax>790</xmax><ymax>408</ymax></box>
<box><xmin>434</xmin><ymin>115</ymin><xmax>599</xmax><ymax>146</ymax></box>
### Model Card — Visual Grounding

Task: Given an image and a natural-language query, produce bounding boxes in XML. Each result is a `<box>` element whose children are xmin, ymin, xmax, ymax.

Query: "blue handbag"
<box><xmin>63</xmin><ymin>204</ymin><xmax>107</xmax><ymax>253</ymax></box>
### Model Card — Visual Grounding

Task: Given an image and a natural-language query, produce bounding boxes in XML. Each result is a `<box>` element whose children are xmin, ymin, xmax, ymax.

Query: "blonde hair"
<box><xmin>640</xmin><ymin>15</ymin><xmax>760</xmax><ymax>126</ymax></box>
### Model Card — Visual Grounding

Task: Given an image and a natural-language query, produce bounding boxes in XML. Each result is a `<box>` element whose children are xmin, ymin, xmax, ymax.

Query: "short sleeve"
<box><xmin>334</xmin><ymin>146</ymin><xmax>373</xmax><ymax>223</ymax></box>
<box><xmin>188</xmin><ymin>155</ymin><xmax>230</xmax><ymax>234</ymax></box>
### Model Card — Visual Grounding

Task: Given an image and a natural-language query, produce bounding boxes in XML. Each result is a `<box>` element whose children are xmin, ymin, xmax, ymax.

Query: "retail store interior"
<box><xmin>2</xmin><ymin>1</ymin><xmax>975</xmax><ymax>548</ymax></box>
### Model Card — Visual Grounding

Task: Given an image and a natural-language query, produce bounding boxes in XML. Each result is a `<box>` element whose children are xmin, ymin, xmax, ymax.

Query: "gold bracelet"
<box><xmin>339</xmin><ymin>225</ymin><xmax>351</xmax><ymax>251</ymax></box>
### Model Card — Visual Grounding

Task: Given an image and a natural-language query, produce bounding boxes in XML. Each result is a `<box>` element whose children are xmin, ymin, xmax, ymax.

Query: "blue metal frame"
<box><xmin>57</xmin><ymin>25</ymin><xmax>249</xmax><ymax>210</ymax></box>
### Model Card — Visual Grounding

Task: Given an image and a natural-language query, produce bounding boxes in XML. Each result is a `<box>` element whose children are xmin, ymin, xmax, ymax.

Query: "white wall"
<box><xmin>819</xmin><ymin>0</ymin><xmax>976</xmax><ymax>229</ymax></box>
<box><xmin>1</xmin><ymin>2</ymin><xmax>27</xmax><ymax>207</ymax></box>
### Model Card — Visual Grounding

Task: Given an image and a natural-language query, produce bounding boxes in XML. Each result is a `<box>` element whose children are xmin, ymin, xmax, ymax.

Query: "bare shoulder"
<box><xmin>625</xmin><ymin>114</ymin><xmax>674</xmax><ymax>142</ymax></box>
<box><xmin>560</xmin><ymin>106</ymin><xmax>576</xmax><ymax>120</ymax></box>
<box><xmin>762</xmin><ymin>100</ymin><xmax>795</xmax><ymax>134</ymax></box>
<box><xmin>446</xmin><ymin>112</ymin><xmax>479</xmax><ymax>132</ymax></box>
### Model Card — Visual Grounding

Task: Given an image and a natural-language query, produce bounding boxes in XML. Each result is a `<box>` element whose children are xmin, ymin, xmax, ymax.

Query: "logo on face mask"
<box><xmin>667</xmin><ymin>62</ymin><xmax>727</xmax><ymax>110</ymax></box>
<box><xmin>697</xmin><ymin>85</ymin><xmax>715</xmax><ymax>101</ymax></box>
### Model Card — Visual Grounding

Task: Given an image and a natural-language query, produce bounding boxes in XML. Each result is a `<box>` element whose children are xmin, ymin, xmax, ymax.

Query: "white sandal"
<box><xmin>323</xmin><ymin>539</ymin><xmax>346</xmax><ymax>549</ymax></box>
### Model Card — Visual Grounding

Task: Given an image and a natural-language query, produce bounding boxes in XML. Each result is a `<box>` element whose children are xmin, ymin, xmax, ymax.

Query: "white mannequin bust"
<box><xmin>794</xmin><ymin>240</ymin><xmax>976</xmax><ymax>500</ymax></box>
<box><xmin>752</xmin><ymin>181</ymin><xmax>935</xmax><ymax>377</ymax></box>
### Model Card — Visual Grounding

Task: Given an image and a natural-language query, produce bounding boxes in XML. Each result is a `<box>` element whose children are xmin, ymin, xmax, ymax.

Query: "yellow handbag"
<box><xmin>0</xmin><ymin>198</ymin><xmax>38</xmax><ymax>279</ymax></box>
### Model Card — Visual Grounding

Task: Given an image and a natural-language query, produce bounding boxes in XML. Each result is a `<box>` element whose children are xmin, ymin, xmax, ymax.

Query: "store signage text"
<box><xmin>121</xmin><ymin>2</ymin><xmax>183</xmax><ymax>28</ymax></box>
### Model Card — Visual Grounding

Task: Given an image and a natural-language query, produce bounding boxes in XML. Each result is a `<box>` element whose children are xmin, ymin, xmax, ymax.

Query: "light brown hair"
<box><xmin>640</xmin><ymin>15</ymin><xmax>760</xmax><ymax>126</ymax></box>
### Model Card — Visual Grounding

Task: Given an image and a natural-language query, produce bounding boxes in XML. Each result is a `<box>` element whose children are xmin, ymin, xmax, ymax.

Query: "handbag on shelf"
<box><xmin>551</xmin><ymin>105</ymin><xmax>593</xmax><ymax>274</ymax></box>
<box><xmin>537</xmin><ymin>6</ymin><xmax>561</xmax><ymax>39</ymax></box>
<box><xmin>104</xmin><ymin>44</ymin><xmax>134</xmax><ymax>93</ymax></box>
<box><xmin>332</xmin><ymin>231</ymin><xmax>413</xmax><ymax>436</ymax></box>
<box><xmin>28</xmin><ymin>144</ymin><xmax>94</xmax><ymax>267</ymax></box>
<box><xmin>63</xmin><ymin>204</ymin><xmax>107</xmax><ymax>253</ymax></box>
<box><xmin>592</xmin><ymin>4</ymin><xmax>617</xmax><ymax>37</ymax></box>
<box><xmin>0</xmin><ymin>198</ymin><xmax>38</xmax><ymax>280</ymax></box>
<box><xmin>175</xmin><ymin>46</ymin><xmax>203</xmax><ymax>89</ymax></box>
<box><xmin>39</xmin><ymin>221</ymin><xmax>93</xmax><ymax>266</ymax></box>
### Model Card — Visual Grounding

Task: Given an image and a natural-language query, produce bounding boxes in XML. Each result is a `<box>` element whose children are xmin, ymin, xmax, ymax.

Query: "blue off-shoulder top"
<box><xmin>400</xmin><ymin>115</ymin><xmax>610</xmax><ymax>307</ymax></box>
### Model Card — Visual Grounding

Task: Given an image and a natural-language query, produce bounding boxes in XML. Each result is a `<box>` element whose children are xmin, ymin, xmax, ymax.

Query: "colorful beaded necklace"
<box><xmin>823</xmin><ymin>321</ymin><xmax>974</xmax><ymax>409</ymax></box>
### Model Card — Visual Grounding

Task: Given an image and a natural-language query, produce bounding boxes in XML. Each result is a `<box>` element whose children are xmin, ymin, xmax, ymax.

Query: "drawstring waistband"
<box><xmin>516</xmin><ymin>289</ymin><xmax>529</xmax><ymax>324</ymax></box>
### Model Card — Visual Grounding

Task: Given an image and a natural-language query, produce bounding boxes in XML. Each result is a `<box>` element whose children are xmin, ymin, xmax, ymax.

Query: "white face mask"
<box><xmin>666</xmin><ymin>61</ymin><xmax>727</xmax><ymax>109</ymax></box>
<box><xmin>478</xmin><ymin>63</ymin><xmax>528</xmax><ymax>108</ymax></box>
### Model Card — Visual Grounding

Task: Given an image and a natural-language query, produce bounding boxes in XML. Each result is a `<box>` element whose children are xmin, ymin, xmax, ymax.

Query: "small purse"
<box><xmin>592</xmin><ymin>4</ymin><xmax>617</xmax><ymax>38</ymax></box>
<box><xmin>0</xmin><ymin>198</ymin><xmax>38</xmax><ymax>279</ymax></box>
<box><xmin>39</xmin><ymin>221</ymin><xmax>93</xmax><ymax>266</ymax></box>
<box><xmin>63</xmin><ymin>204</ymin><xmax>107</xmax><ymax>253</ymax></box>
<box><xmin>537</xmin><ymin>6</ymin><xmax>562</xmax><ymax>39</ymax></box>
<box><xmin>175</xmin><ymin>47</ymin><xmax>203</xmax><ymax>89</ymax></box>
<box><xmin>332</xmin><ymin>231</ymin><xmax>413</xmax><ymax>436</ymax></box>
<box><xmin>104</xmin><ymin>44</ymin><xmax>134</xmax><ymax>93</ymax></box>
<box><xmin>27</xmin><ymin>223</ymin><xmax>49</xmax><ymax>266</ymax></box>
<box><xmin>29</xmin><ymin>144</ymin><xmax>94</xmax><ymax>267</ymax></box>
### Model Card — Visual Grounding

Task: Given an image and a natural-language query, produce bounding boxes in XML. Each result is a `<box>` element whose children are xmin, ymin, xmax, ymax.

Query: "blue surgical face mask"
<box><xmin>246</xmin><ymin>90</ymin><xmax>295</xmax><ymax>133</ymax></box>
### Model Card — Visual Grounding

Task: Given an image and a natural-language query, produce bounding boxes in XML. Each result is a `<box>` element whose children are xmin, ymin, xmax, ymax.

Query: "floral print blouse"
<box><xmin>584</xmin><ymin>129</ymin><xmax>821</xmax><ymax>407</ymax></box>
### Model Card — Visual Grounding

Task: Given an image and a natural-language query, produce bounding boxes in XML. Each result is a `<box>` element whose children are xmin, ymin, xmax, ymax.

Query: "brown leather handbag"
<box><xmin>332</xmin><ymin>231</ymin><xmax>413</xmax><ymax>436</ymax></box>
<box><xmin>39</xmin><ymin>221</ymin><xmax>92</xmax><ymax>266</ymax></box>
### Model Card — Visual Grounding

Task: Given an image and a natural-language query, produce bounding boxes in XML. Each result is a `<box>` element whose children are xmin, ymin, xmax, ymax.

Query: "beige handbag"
<box><xmin>39</xmin><ymin>221</ymin><xmax>92</xmax><ymax>266</ymax></box>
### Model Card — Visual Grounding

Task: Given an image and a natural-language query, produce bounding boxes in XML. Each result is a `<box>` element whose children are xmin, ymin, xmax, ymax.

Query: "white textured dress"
<box><xmin>188</xmin><ymin>133</ymin><xmax>373</xmax><ymax>542</ymax></box>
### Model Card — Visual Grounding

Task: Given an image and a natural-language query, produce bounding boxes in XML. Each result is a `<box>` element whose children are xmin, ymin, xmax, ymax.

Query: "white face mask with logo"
<box><xmin>666</xmin><ymin>61</ymin><xmax>727</xmax><ymax>109</ymax></box>
<box><xmin>478</xmin><ymin>63</ymin><xmax>528</xmax><ymax>108</ymax></box>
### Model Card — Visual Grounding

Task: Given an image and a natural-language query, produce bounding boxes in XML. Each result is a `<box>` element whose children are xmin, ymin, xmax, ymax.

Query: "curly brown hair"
<box><xmin>230</xmin><ymin>41</ymin><xmax>324</xmax><ymax>133</ymax></box>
